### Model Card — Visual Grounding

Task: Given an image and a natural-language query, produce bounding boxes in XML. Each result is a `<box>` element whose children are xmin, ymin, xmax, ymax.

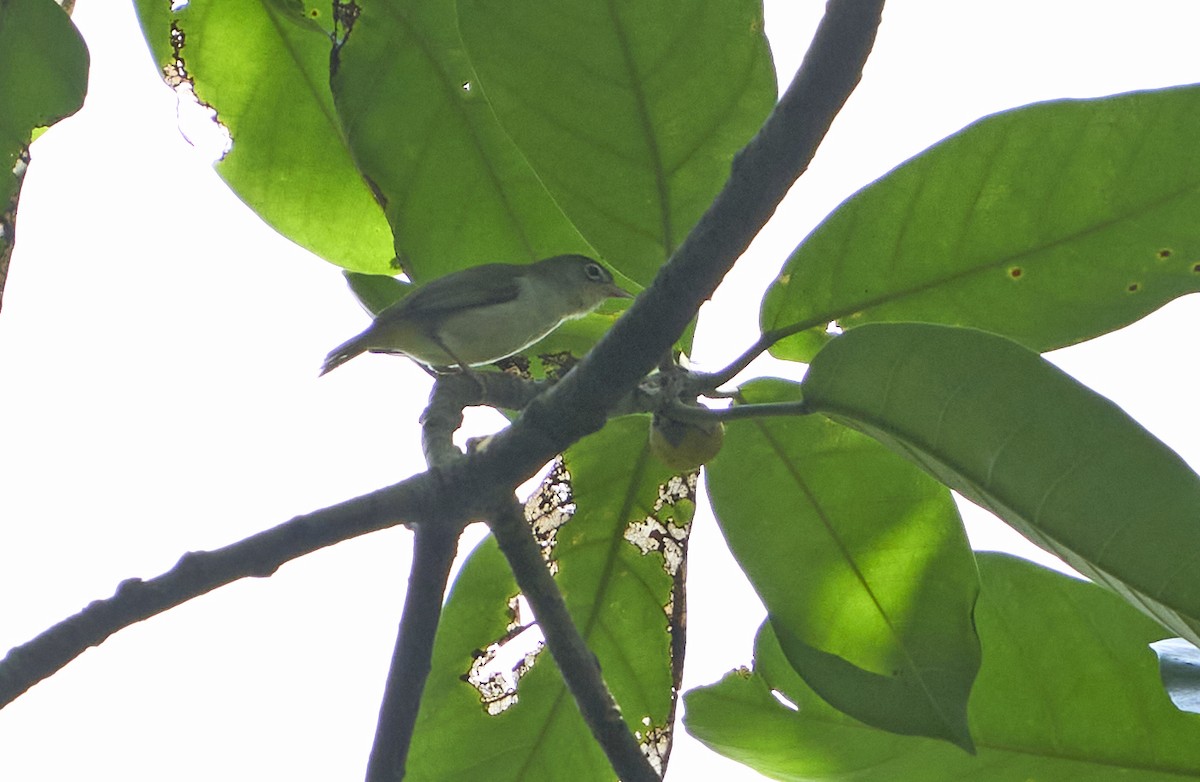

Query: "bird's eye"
<box><xmin>584</xmin><ymin>263</ymin><xmax>606</xmax><ymax>281</ymax></box>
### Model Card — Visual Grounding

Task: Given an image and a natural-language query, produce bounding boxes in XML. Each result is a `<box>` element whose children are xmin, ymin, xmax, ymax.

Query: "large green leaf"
<box><xmin>329</xmin><ymin>0</ymin><xmax>591</xmax><ymax>283</ymax></box>
<box><xmin>685</xmin><ymin>554</ymin><xmax>1200</xmax><ymax>781</ymax></box>
<box><xmin>407</xmin><ymin>416</ymin><xmax>688</xmax><ymax>779</ymax></box>
<box><xmin>706</xmin><ymin>378</ymin><xmax>979</xmax><ymax>750</ymax></box>
<box><xmin>762</xmin><ymin>85</ymin><xmax>1200</xmax><ymax>362</ymax></box>
<box><xmin>456</xmin><ymin>0</ymin><xmax>776</xmax><ymax>286</ymax></box>
<box><xmin>802</xmin><ymin>322</ymin><xmax>1200</xmax><ymax>645</ymax></box>
<box><xmin>133</xmin><ymin>0</ymin><xmax>393</xmax><ymax>273</ymax></box>
<box><xmin>0</xmin><ymin>0</ymin><xmax>88</xmax><ymax>309</ymax></box>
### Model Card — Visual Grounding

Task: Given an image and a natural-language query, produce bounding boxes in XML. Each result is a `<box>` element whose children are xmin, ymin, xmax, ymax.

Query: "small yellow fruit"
<box><xmin>648</xmin><ymin>412</ymin><xmax>725</xmax><ymax>472</ymax></box>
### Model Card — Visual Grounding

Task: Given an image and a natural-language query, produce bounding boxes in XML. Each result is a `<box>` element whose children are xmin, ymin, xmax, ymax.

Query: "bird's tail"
<box><xmin>319</xmin><ymin>336</ymin><xmax>367</xmax><ymax>376</ymax></box>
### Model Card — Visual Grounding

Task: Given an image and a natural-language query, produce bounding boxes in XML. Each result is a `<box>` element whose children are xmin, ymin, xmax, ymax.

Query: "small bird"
<box><xmin>320</xmin><ymin>254</ymin><xmax>632</xmax><ymax>375</ymax></box>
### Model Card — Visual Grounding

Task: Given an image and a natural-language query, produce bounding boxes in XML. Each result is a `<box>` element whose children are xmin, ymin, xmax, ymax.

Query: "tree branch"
<box><xmin>365</xmin><ymin>521</ymin><xmax>460</xmax><ymax>782</ymax></box>
<box><xmin>365</xmin><ymin>375</ymin><xmax>486</xmax><ymax>782</ymax></box>
<box><xmin>0</xmin><ymin>1</ymin><xmax>886</xmax><ymax>744</ymax></box>
<box><xmin>488</xmin><ymin>498</ymin><xmax>660</xmax><ymax>782</ymax></box>
<box><xmin>0</xmin><ymin>476</ymin><xmax>442</xmax><ymax>709</ymax></box>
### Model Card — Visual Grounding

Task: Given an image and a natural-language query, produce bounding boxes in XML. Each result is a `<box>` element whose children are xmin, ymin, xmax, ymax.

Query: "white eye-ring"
<box><xmin>585</xmin><ymin>262</ymin><xmax>606</xmax><ymax>281</ymax></box>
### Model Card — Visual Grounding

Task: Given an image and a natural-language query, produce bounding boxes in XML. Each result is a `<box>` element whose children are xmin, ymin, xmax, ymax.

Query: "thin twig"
<box><xmin>691</xmin><ymin>328</ymin><xmax>790</xmax><ymax>392</ymax></box>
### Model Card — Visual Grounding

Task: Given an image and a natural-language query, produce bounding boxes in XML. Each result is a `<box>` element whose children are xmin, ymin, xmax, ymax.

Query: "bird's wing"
<box><xmin>385</xmin><ymin>263</ymin><xmax>524</xmax><ymax>322</ymax></box>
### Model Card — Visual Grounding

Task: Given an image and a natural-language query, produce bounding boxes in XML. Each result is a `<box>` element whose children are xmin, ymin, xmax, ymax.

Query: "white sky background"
<box><xmin>2</xmin><ymin>2</ymin><xmax>1200</xmax><ymax>780</ymax></box>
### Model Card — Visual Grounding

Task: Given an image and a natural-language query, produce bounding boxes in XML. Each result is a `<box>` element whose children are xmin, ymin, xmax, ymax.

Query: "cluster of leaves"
<box><xmin>10</xmin><ymin>0</ymin><xmax>1200</xmax><ymax>779</ymax></box>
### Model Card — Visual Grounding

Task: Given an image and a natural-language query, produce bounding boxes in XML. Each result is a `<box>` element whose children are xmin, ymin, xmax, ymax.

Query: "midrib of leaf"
<box><xmin>373</xmin><ymin>0</ymin><xmax>543</xmax><ymax>259</ymax></box>
<box><xmin>259</xmin><ymin>1</ymin><xmax>345</xmax><ymax>147</ymax></box>
<box><xmin>770</xmin><ymin>169</ymin><xmax>1200</xmax><ymax>341</ymax></box>
<box><xmin>748</xmin><ymin>417</ymin><xmax>958</xmax><ymax>734</ymax></box>
<box><xmin>604</xmin><ymin>0</ymin><xmax>673</xmax><ymax>257</ymax></box>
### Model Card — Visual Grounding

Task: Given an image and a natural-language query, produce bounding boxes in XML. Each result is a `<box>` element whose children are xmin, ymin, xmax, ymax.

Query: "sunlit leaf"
<box><xmin>132</xmin><ymin>0</ymin><xmax>393</xmax><ymax>273</ymax></box>
<box><xmin>457</xmin><ymin>0</ymin><xmax>776</xmax><ymax>286</ymax></box>
<box><xmin>802</xmin><ymin>322</ymin><xmax>1200</xmax><ymax>645</ymax></box>
<box><xmin>707</xmin><ymin>378</ymin><xmax>979</xmax><ymax>749</ymax></box>
<box><xmin>330</xmin><ymin>0</ymin><xmax>590</xmax><ymax>283</ymax></box>
<box><xmin>763</xmin><ymin>85</ymin><xmax>1200</xmax><ymax>361</ymax></box>
<box><xmin>685</xmin><ymin>554</ymin><xmax>1200</xmax><ymax>781</ymax></box>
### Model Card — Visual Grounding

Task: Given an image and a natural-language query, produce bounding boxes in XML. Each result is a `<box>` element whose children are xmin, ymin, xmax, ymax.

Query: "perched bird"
<box><xmin>320</xmin><ymin>254</ymin><xmax>631</xmax><ymax>375</ymax></box>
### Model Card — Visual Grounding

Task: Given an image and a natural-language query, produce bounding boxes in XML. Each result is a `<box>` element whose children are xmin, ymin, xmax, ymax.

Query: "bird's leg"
<box><xmin>431</xmin><ymin>336</ymin><xmax>486</xmax><ymax>391</ymax></box>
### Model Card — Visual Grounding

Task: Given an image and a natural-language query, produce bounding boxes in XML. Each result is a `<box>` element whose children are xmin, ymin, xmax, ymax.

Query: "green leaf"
<box><xmin>706</xmin><ymin>378</ymin><xmax>979</xmax><ymax>750</ymax></box>
<box><xmin>0</xmin><ymin>0</ymin><xmax>87</xmax><ymax>149</ymax></box>
<box><xmin>802</xmin><ymin>322</ymin><xmax>1200</xmax><ymax>645</ymax></box>
<box><xmin>132</xmin><ymin>0</ymin><xmax>393</xmax><ymax>273</ymax></box>
<box><xmin>762</xmin><ymin>85</ymin><xmax>1200</xmax><ymax>362</ymax></box>
<box><xmin>343</xmin><ymin>271</ymin><xmax>410</xmax><ymax>317</ymax></box>
<box><xmin>0</xmin><ymin>0</ymin><xmax>89</xmax><ymax>308</ymax></box>
<box><xmin>329</xmin><ymin>0</ymin><xmax>591</xmax><ymax>283</ymax></box>
<box><xmin>407</xmin><ymin>416</ymin><xmax>688</xmax><ymax>779</ymax></box>
<box><xmin>685</xmin><ymin>554</ymin><xmax>1200</xmax><ymax>781</ymax></box>
<box><xmin>456</xmin><ymin>0</ymin><xmax>776</xmax><ymax>286</ymax></box>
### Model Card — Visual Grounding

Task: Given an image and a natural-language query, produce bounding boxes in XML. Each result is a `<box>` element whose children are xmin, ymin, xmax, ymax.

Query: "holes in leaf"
<box><xmin>524</xmin><ymin>458</ymin><xmax>574</xmax><ymax>575</ymax></box>
<box><xmin>463</xmin><ymin>595</ymin><xmax>544</xmax><ymax>716</ymax></box>
<box><xmin>625</xmin><ymin>518</ymin><xmax>688</xmax><ymax>575</ymax></box>
<box><xmin>164</xmin><ymin>23</ymin><xmax>232</xmax><ymax>162</ymax></box>
<box><xmin>624</xmin><ymin>474</ymin><xmax>695</xmax><ymax>576</ymax></box>
<box><xmin>537</xmin><ymin>350</ymin><xmax>579</xmax><ymax>380</ymax></box>
<box><xmin>771</xmin><ymin>688</ymin><xmax>800</xmax><ymax>711</ymax></box>
<box><xmin>637</xmin><ymin>718</ymin><xmax>670</xmax><ymax>775</ymax></box>
<box><xmin>1127</xmin><ymin>282</ymin><xmax>1141</xmax><ymax>293</ymax></box>
<box><xmin>494</xmin><ymin>353</ymin><xmax>532</xmax><ymax>378</ymax></box>
<box><xmin>1008</xmin><ymin>267</ymin><xmax>1023</xmax><ymax>279</ymax></box>
<box><xmin>460</xmin><ymin>462</ymin><xmax>577</xmax><ymax>715</ymax></box>
<box><xmin>1158</xmin><ymin>248</ymin><xmax>1173</xmax><ymax>260</ymax></box>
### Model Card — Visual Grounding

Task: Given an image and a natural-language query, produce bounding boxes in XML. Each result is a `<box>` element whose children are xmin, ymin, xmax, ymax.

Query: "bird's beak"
<box><xmin>608</xmin><ymin>284</ymin><xmax>634</xmax><ymax>300</ymax></box>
